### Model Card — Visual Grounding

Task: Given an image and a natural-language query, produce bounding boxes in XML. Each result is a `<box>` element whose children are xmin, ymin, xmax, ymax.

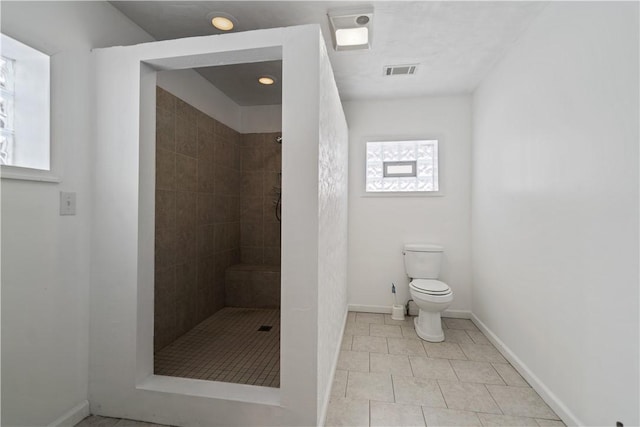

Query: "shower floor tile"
<box><xmin>154</xmin><ymin>307</ymin><xmax>280</xmax><ymax>388</ymax></box>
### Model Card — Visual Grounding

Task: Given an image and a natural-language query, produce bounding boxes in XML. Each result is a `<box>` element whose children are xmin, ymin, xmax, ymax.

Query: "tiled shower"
<box><xmin>154</xmin><ymin>86</ymin><xmax>281</xmax><ymax>387</ymax></box>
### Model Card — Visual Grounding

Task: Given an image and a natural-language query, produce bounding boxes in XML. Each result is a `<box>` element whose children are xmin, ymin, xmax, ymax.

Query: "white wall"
<box><xmin>344</xmin><ymin>96</ymin><xmax>472</xmax><ymax>313</ymax></box>
<box><xmin>316</xmin><ymin>36</ymin><xmax>349</xmax><ymax>424</ymax></box>
<box><xmin>241</xmin><ymin>104</ymin><xmax>282</xmax><ymax>134</ymax></box>
<box><xmin>472</xmin><ymin>3</ymin><xmax>639</xmax><ymax>426</ymax></box>
<box><xmin>0</xmin><ymin>2</ymin><xmax>153</xmax><ymax>426</ymax></box>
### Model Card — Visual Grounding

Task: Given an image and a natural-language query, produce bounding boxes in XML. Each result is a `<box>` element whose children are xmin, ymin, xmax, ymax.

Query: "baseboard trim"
<box><xmin>348</xmin><ymin>304</ymin><xmax>391</xmax><ymax>314</ymax></box>
<box><xmin>47</xmin><ymin>399</ymin><xmax>90</xmax><ymax>427</ymax></box>
<box><xmin>348</xmin><ymin>304</ymin><xmax>472</xmax><ymax>320</ymax></box>
<box><xmin>442</xmin><ymin>309</ymin><xmax>471</xmax><ymax>319</ymax></box>
<box><xmin>318</xmin><ymin>306</ymin><xmax>349</xmax><ymax>427</ymax></box>
<box><xmin>470</xmin><ymin>314</ymin><xmax>582</xmax><ymax>427</ymax></box>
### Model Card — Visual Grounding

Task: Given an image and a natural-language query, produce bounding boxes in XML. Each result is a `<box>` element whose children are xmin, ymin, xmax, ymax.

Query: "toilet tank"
<box><xmin>403</xmin><ymin>244</ymin><xmax>443</xmax><ymax>279</ymax></box>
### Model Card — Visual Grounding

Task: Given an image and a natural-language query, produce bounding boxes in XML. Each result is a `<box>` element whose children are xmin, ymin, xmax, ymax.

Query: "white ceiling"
<box><xmin>111</xmin><ymin>1</ymin><xmax>546</xmax><ymax>106</ymax></box>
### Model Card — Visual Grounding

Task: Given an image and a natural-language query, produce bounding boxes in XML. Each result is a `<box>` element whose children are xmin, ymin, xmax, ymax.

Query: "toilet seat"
<box><xmin>410</xmin><ymin>279</ymin><xmax>451</xmax><ymax>295</ymax></box>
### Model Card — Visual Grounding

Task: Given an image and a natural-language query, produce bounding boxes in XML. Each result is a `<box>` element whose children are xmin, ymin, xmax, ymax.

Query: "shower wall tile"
<box><xmin>176</xmin><ymin>154</ymin><xmax>197</xmax><ymax>191</ymax></box>
<box><xmin>175</xmin><ymin>224</ymin><xmax>196</xmax><ymax>265</ymax></box>
<box><xmin>241</xmin><ymin>222</ymin><xmax>263</xmax><ymax>247</ymax></box>
<box><xmin>242</xmin><ymin>172</ymin><xmax>263</xmax><ymax>198</ymax></box>
<box><xmin>156</xmin><ymin>107</ymin><xmax>175</xmax><ymax>152</ymax></box>
<box><xmin>263</xmin><ymin>247</ymin><xmax>281</xmax><ymax>266</ymax></box>
<box><xmin>241</xmin><ymin>247</ymin><xmax>263</xmax><ymax>265</ymax></box>
<box><xmin>154</xmin><ymin>265</ymin><xmax>177</xmax><ymax>350</ymax></box>
<box><xmin>197</xmin><ymin>109</ymin><xmax>215</xmax><ymax>135</ymax></box>
<box><xmin>157</xmin><ymin>86</ymin><xmax>176</xmax><ymax>111</ymax></box>
<box><xmin>154</xmin><ymin>87</ymin><xmax>241</xmax><ymax>353</ymax></box>
<box><xmin>156</xmin><ymin>149</ymin><xmax>175</xmax><ymax>190</ymax></box>
<box><xmin>155</xmin><ymin>225</ymin><xmax>176</xmax><ymax>267</ymax></box>
<box><xmin>156</xmin><ymin>190</ymin><xmax>176</xmax><ymax>230</ymax></box>
<box><xmin>239</xmin><ymin>132</ymin><xmax>282</xmax><ymax>271</ymax></box>
<box><xmin>175</xmin><ymin>191</ymin><xmax>197</xmax><ymax>228</ymax></box>
<box><xmin>175</xmin><ymin>99</ymin><xmax>198</xmax><ymax>157</ymax></box>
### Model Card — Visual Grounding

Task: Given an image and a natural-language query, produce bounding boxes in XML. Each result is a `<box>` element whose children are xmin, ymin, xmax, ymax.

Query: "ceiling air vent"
<box><xmin>384</xmin><ymin>64</ymin><xmax>418</xmax><ymax>76</ymax></box>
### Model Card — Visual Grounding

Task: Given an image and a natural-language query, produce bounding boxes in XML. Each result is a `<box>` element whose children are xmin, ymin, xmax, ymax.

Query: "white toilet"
<box><xmin>403</xmin><ymin>244</ymin><xmax>453</xmax><ymax>342</ymax></box>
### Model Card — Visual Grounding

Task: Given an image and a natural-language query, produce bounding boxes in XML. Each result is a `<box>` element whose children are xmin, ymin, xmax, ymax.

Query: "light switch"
<box><xmin>60</xmin><ymin>191</ymin><xmax>76</xmax><ymax>216</ymax></box>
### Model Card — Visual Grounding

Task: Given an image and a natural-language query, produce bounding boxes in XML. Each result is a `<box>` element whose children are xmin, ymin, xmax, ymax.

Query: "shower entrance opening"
<box><xmin>152</xmin><ymin>63</ymin><xmax>283</xmax><ymax>388</ymax></box>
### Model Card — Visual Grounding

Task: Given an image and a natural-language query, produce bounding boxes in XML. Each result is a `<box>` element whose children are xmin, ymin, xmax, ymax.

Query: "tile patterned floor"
<box><xmin>325</xmin><ymin>312</ymin><xmax>565</xmax><ymax>427</ymax></box>
<box><xmin>154</xmin><ymin>307</ymin><xmax>280</xmax><ymax>388</ymax></box>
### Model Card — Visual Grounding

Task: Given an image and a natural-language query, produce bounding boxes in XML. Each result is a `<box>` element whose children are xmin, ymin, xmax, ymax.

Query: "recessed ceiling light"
<box><xmin>258</xmin><ymin>76</ymin><xmax>276</xmax><ymax>85</ymax></box>
<box><xmin>207</xmin><ymin>12</ymin><xmax>237</xmax><ymax>31</ymax></box>
<box><xmin>212</xmin><ymin>16</ymin><xmax>233</xmax><ymax>31</ymax></box>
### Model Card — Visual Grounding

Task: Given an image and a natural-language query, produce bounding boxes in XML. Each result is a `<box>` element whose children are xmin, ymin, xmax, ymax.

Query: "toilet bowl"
<box><xmin>403</xmin><ymin>244</ymin><xmax>453</xmax><ymax>343</ymax></box>
<box><xmin>409</xmin><ymin>279</ymin><xmax>453</xmax><ymax>342</ymax></box>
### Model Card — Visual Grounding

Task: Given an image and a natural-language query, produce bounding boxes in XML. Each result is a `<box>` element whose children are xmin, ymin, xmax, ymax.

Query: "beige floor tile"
<box><xmin>355</xmin><ymin>312</ymin><xmax>385</xmax><ymax>324</ymax></box>
<box><xmin>421</xmin><ymin>407</ymin><xmax>482</xmax><ymax>427</ymax></box>
<box><xmin>459</xmin><ymin>343</ymin><xmax>507</xmax><ymax>363</ymax></box>
<box><xmin>492</xmin><ymin>363</ymin><xmax>529</xmax><ymax>387</ymax></box>
<box><xmin>385</xmin><ymin>314</ymin><xmax>416</xmax><ymax>328</ymax></box>
<box><xmin>438</xmin><ymin>380</ymin><xmax>502</xmax><ymax>414</ymax></box>
<box><xmin>478</xmin><ymin>413</ymin><xmax>539</xmax><ymax>426</ymax></box>
<box><xmin>450</xmin><ymin>360</ymin><xmax>505</xmax><ymax>385</ymax></box>
<box><xmin>409</xmin><ymin>356</ymin><xmax>457</xmax><ymax>381</ymax></box>
<box><xmin>486</xmin><ymin>385</ymin><xmax>559</xmax><ymax>420</ymax></box>
<box><xmin>423</xmin><ymin>342</ymin><xmax>467</xmax><ymax>360</ymax></box>
<box><xmin>370</xmin><ymin>401</ymin><xmax>426</xmax><ymax>427</ymax></box>
<box><xmin>392</xmin><ymin>375</ymin><xmax>447</xmax><ymax>407</ymax></box>
<box><xmin>444</xmin><ymin>329</ymin><xmax>474</xmax><ymax>345</ymax></box>
<box><xmin>466</xmin><ymin>329</ymin><xmax>491</xmax><ymax>345</ymax></box>
<box><xmin>325</xmin><ymin>397</ymin><xmax>368</xmax><ymax>427</ymax></box>
<box><xmin>535</xmin><ymin>419</ymin><xmax>565</xmax><ymax>426</ymax></box>
<box><xmin>352</xmin><ymin>335</ymin><xmax>388</xmax><ymax>353</ymax></box>
<box><xmin>370</xmin><ymin>352</ymin><xmax>413</xmax><ymax>376</ymax></box>
<box><xmin>337</xmin><ymin>350</ymin><xmax>369</xmax><ymax>372</ymax></box>
<box><xmin>346</xmin><ymin>371</ymin><xmax>394</xmax><ymax>402</ymax></box>
<box><xmin>344</xmin><ymin>322</ymin><xmax>370</xmax><ymax>336</ymax></box>
<box><xmin>340</xmin><ymin>335</ymin><xmax>352</xmax><ymax>351</ymax></box>
<box><xmin>347</xmin><ymin>312</ymin><xmax>357</xmax><ymax>323</ymax></box>
<box><xmin>75</xmin><ymin>416</ymin><xmax>120</xmax><ymax>427</ymax></box>
<box><xmin>388</xmin><ymin>337</ymin><xmax>427</xmax><ymax>356</ymax></box>
<box><xmin>331</xmin><ymin>370</ymin><xmax>348</xmax><ymax>397</ymax></box>
<box><xmin>402</xmin><ymin>326</ymin><xmax>421</xmax><ymax>339</ymax></box>
<box><xmin>370</xmin><ymin>323</ymin><xmax>403</xmax><ymax>338</ymax></box>
<box><xmin>443</xmin><ymin>318</ymin><xmax>478</xmax><ymax>331</ymax></box>
<box><xmin>114</xmin><ymin>420</ymin><xmax>166</xmax><ymax>427</ymax></box>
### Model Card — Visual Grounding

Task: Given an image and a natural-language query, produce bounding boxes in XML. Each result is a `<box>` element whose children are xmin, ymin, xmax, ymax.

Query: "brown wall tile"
<box><xmin>176</xmin><ymin>99</ymin><xmax>198</xmax><ymax>157</ymax></box>
<box><xmin>156</xmin><ymin>149</ymin><xmax>176</xmax><ymax>191</ymax></box>
<box><xmin>156</xmin><ymin>107</ymin><xmax>175</xmax><ymax>152</ymax></box>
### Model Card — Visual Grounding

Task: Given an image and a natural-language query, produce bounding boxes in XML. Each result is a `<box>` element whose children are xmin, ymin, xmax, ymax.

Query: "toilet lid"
<box><xmin>410</xmin><ymin>279</ymin><xmax>451</xmax><ymax>295</ymax></box>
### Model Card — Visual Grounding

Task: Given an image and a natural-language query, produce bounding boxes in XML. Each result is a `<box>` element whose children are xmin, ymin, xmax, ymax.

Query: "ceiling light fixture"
<box><xmin>258</xmin><ymin>75</ymin><xmax>276</xmax><ymax>85</ymax></box>
<box><xmin>207</xmin><ymin>12</ymin><xmax>237</xmax><ymax>31</ymax></box>
<box><xmin>328</xmin><ymin>6</ymin><xmax>374</xmax><ymax>51</ymax></box>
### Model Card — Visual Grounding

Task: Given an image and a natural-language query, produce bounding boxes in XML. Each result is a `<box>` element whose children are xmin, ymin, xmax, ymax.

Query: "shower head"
<box><xmin>275</xmin><ymin>136</ymin><xmax>283</xmax><ymax>144</ymax></box>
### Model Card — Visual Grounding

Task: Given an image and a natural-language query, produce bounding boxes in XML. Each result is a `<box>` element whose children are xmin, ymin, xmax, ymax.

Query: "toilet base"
<box><xmin>414</xmin><ymin>311</ymin><xmax>445</xmax><ymax>342</ymax></box>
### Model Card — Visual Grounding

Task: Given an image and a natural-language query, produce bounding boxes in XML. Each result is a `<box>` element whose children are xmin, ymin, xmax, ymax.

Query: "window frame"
<box><xmin>0</xmin><ymin>33</ymin><xmax>57</xmax><ymax>183</ymax></box>
<box><xmin>363</xmin><ymin>138</ymin><xmax>443</xmax><ymax>197</ymax></box>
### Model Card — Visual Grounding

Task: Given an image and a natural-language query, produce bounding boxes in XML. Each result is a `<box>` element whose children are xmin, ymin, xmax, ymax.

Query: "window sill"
<box><xmin>361</xmin><ymin>191</ymin><xmax>444</xmax><ymax>198</ymax></box>
<box><xmin>1</xmin><ymin>165</ymin><xmax>60</xmax><ymax>183</ymax></box>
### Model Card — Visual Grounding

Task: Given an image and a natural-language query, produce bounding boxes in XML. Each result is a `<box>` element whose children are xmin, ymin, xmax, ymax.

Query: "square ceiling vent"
<box><xmin>384</xmin><ymin>64</ymin><xmax>419</xmax><ymax>76</ymax></box>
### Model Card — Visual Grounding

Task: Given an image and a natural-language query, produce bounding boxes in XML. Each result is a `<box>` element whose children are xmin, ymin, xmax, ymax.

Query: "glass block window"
<box><xmin>0</xmin><ymin>56</ymin><xmax>15</xmax><ymax>165</ymax></box>
<box><xmin>0</xmin><ymin>33</ymin><xmax>50</xmax><ymax>173</ymax></box>
<box><xmin>366</xmin><ymin>140</ymin><xmax>438</xmax><ymax>193</ymax></box>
